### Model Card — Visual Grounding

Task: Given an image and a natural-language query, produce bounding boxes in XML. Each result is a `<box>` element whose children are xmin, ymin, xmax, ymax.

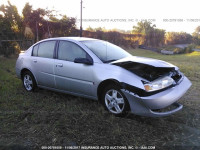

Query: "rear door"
<box><xmin>31</xmin><ymin>40</ymin><xmax>56</xmax><ymax>88</ymax></box>
<box><xmin>54</xmin><ymin>40</ymin><xmax>94</xmax><ymax>96</ymax></box>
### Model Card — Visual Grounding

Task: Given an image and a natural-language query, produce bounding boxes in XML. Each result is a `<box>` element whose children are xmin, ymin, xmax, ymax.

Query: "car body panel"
<box><xmin>54</xmin><ymin>59</ymin><xmax>95</xmax><ymax>96</ymax></box>
<box><xmin>92</xmin><ymin>63</ymin><xmax>146</xmax><ymax>96</ymax></box>
<box><xmin>32</xmin><ymin>57</ymin><xmax>55</xmax><ymax>88</ymax></box>
<box><xmin>112</xmin><ymin>56</ymin><xmax>177</xmax><ymax>68</ymax></box>
<box><xmin>140</xmin><ymin>76</ymin><xmax>191</xmax><ymax>109</ymax></box>
<box><xmin>122</xmin><ymin>75</ymin><xmax>191</xmax><ymax>117</ymax></box>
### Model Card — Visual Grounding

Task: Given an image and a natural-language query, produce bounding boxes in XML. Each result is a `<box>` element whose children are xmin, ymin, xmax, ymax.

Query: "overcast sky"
<box><xmin>1</xmin><ymin>0</ymin><xmax>200</xmax><ymax>33</ymax></box>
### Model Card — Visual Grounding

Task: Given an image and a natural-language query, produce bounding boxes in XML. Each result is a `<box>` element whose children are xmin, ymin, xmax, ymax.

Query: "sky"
<box><xmin>1</xmin><ymin>0</ymin><xmax>200</xmax><ymax>34</ymax></box>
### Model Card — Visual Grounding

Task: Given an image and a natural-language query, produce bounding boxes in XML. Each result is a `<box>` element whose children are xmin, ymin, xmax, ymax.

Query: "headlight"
<box><xmin>144</xmin><ymin>76</ymin><xmax>174</xmax><ymax>92</ymax></box>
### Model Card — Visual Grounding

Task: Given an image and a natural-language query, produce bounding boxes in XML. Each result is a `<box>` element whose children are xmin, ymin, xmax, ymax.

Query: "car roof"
<box><xmin>41</xmin><ymin>37</ymin><xmax>97</xmax><ymax>42</ymax></box>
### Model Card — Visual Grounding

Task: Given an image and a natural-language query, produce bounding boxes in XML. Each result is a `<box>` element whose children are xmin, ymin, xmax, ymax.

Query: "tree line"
<box><xmin>0</xmin><ymin>1</ymin><xmax>200</xmax><ymax>56</ymax></box>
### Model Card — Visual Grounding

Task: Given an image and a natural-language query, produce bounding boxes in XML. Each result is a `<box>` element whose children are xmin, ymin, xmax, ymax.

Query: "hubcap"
<box><xmin>105</xmin><ymin>89</ymin><xmax>125</xmax><ymax>114</ymax></box>
<box><xmin>23</xmin><ymin>74</ymin><xmax>33</xmax><ymax>91</ymax></box>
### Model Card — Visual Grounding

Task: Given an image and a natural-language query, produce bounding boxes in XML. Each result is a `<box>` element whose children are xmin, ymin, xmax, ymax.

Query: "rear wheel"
<box><xmin>22</xmin><ymin>71</ymin><xmax>36</xmax><ymax>92</ymax></box>
<box><xmin>101</xmin><ymin>84</ymin><xmax>130</xmax><ymax>116</ymax></box>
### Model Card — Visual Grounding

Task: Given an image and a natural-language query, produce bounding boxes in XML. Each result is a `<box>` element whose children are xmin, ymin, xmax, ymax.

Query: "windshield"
<box><xmin>81</xmin><ymin>40</ymin><xmax>131</xmax><ymax>63</ymax></box>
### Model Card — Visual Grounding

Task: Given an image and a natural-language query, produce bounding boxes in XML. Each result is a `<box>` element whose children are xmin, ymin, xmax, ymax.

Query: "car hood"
<box><xmin>111</xmin><ymin>56</ymin><xmax>176</xmax><ymax>68</ymax></box>
<box><xmin>111</xmin><ymin>56</ymin><xmax>179</xmax><ymax>81</ymax></box>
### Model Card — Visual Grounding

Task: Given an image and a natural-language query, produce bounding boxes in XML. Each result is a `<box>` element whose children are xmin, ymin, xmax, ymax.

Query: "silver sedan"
<box><xmin>16</xmin><ymin>37</ymin><xmax>192</xmax><ymax>117</ymax></box>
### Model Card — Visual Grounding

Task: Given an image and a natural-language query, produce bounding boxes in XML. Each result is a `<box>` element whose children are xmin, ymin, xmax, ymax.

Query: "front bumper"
<box><xmin>122</xmin><ymin>76</ymin><xmax>192</xmax><ymax>117</ymax></box>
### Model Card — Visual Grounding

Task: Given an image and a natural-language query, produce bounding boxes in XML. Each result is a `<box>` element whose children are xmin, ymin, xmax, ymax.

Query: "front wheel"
<box><xmin>101</xmin><ymin>84</ymin><xmax>130</xmax><ymax>116</ymax></box>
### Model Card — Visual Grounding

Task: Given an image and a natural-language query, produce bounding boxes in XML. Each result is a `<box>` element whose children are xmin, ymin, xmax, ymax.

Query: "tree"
<box><xmin>47</xmin><ymin>15</ymin><xmax>76</xmax><ymax>37</ymax></box>
<box><xmin>0</xmin><ymin>1</ymin><xmax>23</xmax><ymax>56</ymax></box>
<box><xmin>22</xmin><ymin>3</ymin><xmax>32</xmax><ymax>25</ymax></box>
<box><xmin>165</xmin><ymin>32</ymin><xmax>192</xmax><ymax>45</ymax></box>
<box><xmin>22</xmin><ymin>3</ymin><xmax>77</xmax><ymax>41</ymax></box>
<box><xmin>132</xmin><ymin>21</ymin><xmax>165</xmax><ymax>47</ymax></box>
<box><xmin>86</xmin><ymin>26</ymin><xmax>95</xmax><ymax>32</ymax></box>
<box><xmin>0</xmin><ymin>1</ymin><xmax>22</xmax><ymax>39</ymax></box>
<box><xmin>192</xmin><ymin>26</ymin><xmax>200</xmax><ymax>45</ymax></box>
<box><xmin>0</xmin><ymin>1</ymin><xmax>77</xmax><ymax>56</ymax></box>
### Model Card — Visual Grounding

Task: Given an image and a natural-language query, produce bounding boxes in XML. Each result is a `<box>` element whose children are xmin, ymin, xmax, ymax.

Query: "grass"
<box><xmin>0</xmin><ymin>49</ymin><xmax>200</xmax><ymax>149</ymax></box>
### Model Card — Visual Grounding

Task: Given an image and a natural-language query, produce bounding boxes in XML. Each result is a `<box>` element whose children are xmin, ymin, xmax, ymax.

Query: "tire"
<box><xmin>101</xmin><ymin>84</ymin><xmax>130</xmax><ymax>116</ymax></box>
<box><xmin>22</xmin><ymin>71</ymin><xmax>37</xmax><ymax>92</ymax></box>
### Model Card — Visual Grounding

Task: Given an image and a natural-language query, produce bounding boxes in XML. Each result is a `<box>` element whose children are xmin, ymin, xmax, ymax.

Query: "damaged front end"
<box><xmin>113</xmin><ymin>60</ymin><xmax>181</xmax><ymax>82</ymax></box>
<box><xmin>112</xmin><ymin>59</ymin><xmax>192</xmax><ymax>117</ymax></box>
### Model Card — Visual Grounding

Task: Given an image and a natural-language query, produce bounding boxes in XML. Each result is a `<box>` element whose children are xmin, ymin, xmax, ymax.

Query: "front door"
<box><xmin>54</xmin><ymin>40</ymin><xmax>94</xmax><ymax>96</ymax></box>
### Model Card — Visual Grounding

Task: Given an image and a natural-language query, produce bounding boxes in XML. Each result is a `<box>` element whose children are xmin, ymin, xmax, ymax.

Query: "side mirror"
<box><xmin>74</xmin><ymin>58</ymin><xmax>93</xmax><ymax>65</ymax></box>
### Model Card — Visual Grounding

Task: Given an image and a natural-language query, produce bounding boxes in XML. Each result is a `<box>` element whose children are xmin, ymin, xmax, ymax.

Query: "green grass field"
<box><xmin>0</xmin><ymin>49</ymin><xmax>200</xmax><ymax>149</ymax></box>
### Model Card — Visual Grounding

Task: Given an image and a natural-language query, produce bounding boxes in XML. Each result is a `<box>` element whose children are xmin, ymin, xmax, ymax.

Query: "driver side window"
<box><xmin>58</xmin><ymin>41</ymin><xmax>87</xmax><ymax>61</ymax></box>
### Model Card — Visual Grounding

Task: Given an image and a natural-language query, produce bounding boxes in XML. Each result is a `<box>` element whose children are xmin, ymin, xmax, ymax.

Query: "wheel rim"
<box><xmin>23</xmin><ymin>74</ymin><xmax>33</xmax><ymax>91</ymax></box>
<box><xmin>105</xmin><ymin>89</ymin><xmax>125</xmax><ymax>114</ymax></box>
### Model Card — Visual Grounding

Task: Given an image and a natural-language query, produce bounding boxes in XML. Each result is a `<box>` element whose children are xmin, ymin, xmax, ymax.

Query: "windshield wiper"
<box><xmin>103</xmin><ymin>59</ymin><xmax>117</xmax><ymax>63</ymax></box>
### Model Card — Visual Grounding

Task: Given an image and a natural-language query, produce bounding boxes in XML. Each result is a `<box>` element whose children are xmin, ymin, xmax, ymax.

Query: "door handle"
<box><xmin>33</xmin><ymin>60</ymin><xmax>37</xmax><ymax>63</ymax></box>
<box><xmin>56</xmin><ymin>63</ymin><xmax>63</xmax><ymax>67</ymax></box>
